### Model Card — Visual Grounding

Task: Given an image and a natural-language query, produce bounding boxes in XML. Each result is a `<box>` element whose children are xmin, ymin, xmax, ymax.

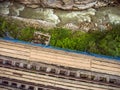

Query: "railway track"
<box><xmin>0</xmin><ymin>39</ymin><xmax>120</xmax><ymax>76</ymax></box>
<box><xmin>0</xmin><ymin>77</ymin><xmax>67</xmax><ymax>90</ymax></box>
<box><xmin>0</xmin><ymin>67</ymin><xmax>120</xmax><ymax>90</ymax></box>
<box><xmin>0</xmin><ymin>55</ymin><xmax>120</xmax><ymax>87</ymax></box>
<box><xmin>0</xmin><ymin>39</ymin><xmax>120</xmax><ymax>90</ymax></box>
<box><xmin>0</xmin><ymin>55</ymin><xmax>120</xmax><ymax>90</ymax></box>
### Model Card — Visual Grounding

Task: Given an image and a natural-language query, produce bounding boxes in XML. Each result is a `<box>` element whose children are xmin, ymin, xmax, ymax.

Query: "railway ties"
<box><xmin>0</xmin><ymin>39</ymin><xmax>120</xmax><ymax>76</ymax></box>
<box><xmin>0</xmin><ymin>39</ymin><xmax>120</xmax><ymax>90</ymax></box>
<box><xmin>1</xmin><ymin>67</ymin><xmax>120</xmax><ymax>90</ymax></box>
<box><xmin>0</xmin><ymin>55</ymin><xmax>120</xmax><ymax>90</ymax></box>
<box><xmin>0</xmin><ymin>55</ymin><xmax>120</xmax><ymax>85</ymax></box>
<box><xmin>0</xmin><ymin>77</ymin><xmax>67</xmax><ymax>90</ymax></box>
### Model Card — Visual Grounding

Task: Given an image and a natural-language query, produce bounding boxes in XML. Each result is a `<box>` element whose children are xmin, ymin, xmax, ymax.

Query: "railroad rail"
<box><xmin>0</xmin><ymin>39</ymin><xmax>120</xmax><ymax>90</ymax></box>
<box><xmin>0</xmin><ymin>55</ymin><xmax>120</xmax><ymax>87</ymax></box>
<box><xmin>0</xmin><ymin>67</ymin><xmax>120</xmax><ymax>90</ymax></box>
<box><xmin>0</xmin><ymin>39</ymin><xmax>120</xmax><ymax>75</ymax></box>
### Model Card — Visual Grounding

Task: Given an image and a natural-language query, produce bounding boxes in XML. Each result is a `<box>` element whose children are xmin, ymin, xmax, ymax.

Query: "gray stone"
<box><xmin>11</xmin><ymin>16</ymin><xmax>56</xmax><ymax>29</ymax></box>
<box><xmin>0</xmin><ymin>8</ymin><xmax>9</xmax><ymax>15</ymax></box>
<box><xmin>63</xmin><ymin>23</ymin><xmax>79</xmax><ymax>30</ymax></box>
<box><xmin>108</xmin><ymin>13</ymin><xmax>120</xmax><ymax>24</ymax></box>
<box><xmin>20</xmin><ymin>8</ymin><xmax>60</xmax><ymax>24</ymax></box>
<box><xmin>14</xmin><ymin>0</ymin><xmax>116</xmax><ymax>10</ymax></box>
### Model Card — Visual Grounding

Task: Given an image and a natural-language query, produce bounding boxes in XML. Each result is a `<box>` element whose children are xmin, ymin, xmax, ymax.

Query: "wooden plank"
<box><xmin>93</xmin><ymin>58</ymin><xmax>120</xmax><ymax>65</ymax></box>
<box><xmin>0</xmin><ymin>41</ymin><xmax>28</xmax><ymax>48</ymax></box>
<box><xmin>0</xmin><ymin>52</ymin><xmax>29</xmax><ymax>60</ymax></box>
<box><xmin>30</xmin><ymin>56</ymin><xmax>90</xmax><ymax>70</ymax></box>
<box><xmin>31</xmin><ymin>49</ymin><xmax>90</xmax><ymax>62</ymax></box>
<box><xmin>92</xmin><ymin>60</ymin><xmax>120</xmax><ymax>69</ymax></box>
<box><xmin>91</xmin><ymin>68</ymin><xmax>120</xmax><ymax>76</ymax></box>
<box><xmin>0</xmin><ymin>48</ymin><xmax>29</xmax><ymax>56</ymax></box>
<box><xmin>30</xmin><ymin>51</ymin><xmax>90</xmax><ymax>64</ymax></box>
<box><xmin>0</xmin><ymin>67</ymin><xmax>119</xmax><ymax>90</ymax></box>
<box><xmin>0</xmin><ymin>44</ymin><xmax>30</xmax><ymax>52</ymax></box>
<box><xmin>92</xmin><ymin>64</ymin><xmax>120</xmax><ymax>73</ymax></box>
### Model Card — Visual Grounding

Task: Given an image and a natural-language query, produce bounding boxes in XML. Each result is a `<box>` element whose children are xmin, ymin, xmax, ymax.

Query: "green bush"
<box><xmin>0</xmin><ymin>17</ymin><xmax>36</xmax><ymax>41</ymax></box>
<box><xmin>18</xmin><ymin>27</ymin><xmax>35</xmax><ymax>41</ymax></box>
<box><xmin>96</xmin><ymin>24</ymin><xmax>120</xmax><ymax>56</ymax></box>
<box><xmin>0</xmin><ymin>16</ymin><xmax>120</xmax><ymax>56</ymax></box>
<box><xmin>49</xmin><ymin>26</ymin><xmax>120</xmax><ymax>56</ymax></box>
<box><xmin>0</xmin><ymin>17</ymin><xmax>7</xmax><ymax>37</ymax></box>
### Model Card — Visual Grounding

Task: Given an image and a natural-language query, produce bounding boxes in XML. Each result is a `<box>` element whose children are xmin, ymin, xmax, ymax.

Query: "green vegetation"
<box><xmin>49</xmin><ymin>27</ymin><xmax>120</xmax><ymax>56</ymax></box>
<box><xmin>0</xmin><ymin>16</ymin><xmax>120</xmax><ymax>57</ymax></box>
<box><xmin>0</xmin><ymin>17</ymin><xmax>35</xmax><ymax>41</ymax></box>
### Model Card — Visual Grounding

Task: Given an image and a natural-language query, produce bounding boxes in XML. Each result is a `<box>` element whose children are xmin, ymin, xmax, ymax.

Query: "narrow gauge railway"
<box><xmin>0</xmin><ymin>76</ymin><xmax>68</xmax><ymax>90</ymax></box>
<box><xmin>0</xmin><ymin>55</ymin><xmax>120</xmax><ymax>89</ymax></box>
<box><xmin>0</xmin><ymin>67</ymin><xmax>120</xmax><ymax>90</ymax></box>
<box><xmin>0</xmin><ymin>39</ymin><xmax>120</xmax><ymax>76</ymax></box>
<box><xmin>0</xmin><ymin>39</ymin><xmax>120</xmax><ymax>90</ymax></box>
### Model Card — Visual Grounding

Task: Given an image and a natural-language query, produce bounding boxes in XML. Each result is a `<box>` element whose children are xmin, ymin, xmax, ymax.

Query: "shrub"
<box><xmin>18</xmin><ymin>27</ymin><xmax>35</xmax><ymax>41</ymax></box>
<box><xmin>0</xmin><ymin>16</ymin><xmax>120</xmax><ymax>56</ymax></box>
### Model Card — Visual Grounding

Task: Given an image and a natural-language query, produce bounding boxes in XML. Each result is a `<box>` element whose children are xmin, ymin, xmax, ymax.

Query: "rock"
<box><xmin>15</xmin><ymin>0</ymin><xmax>41</xmax><ymax>4</ymax></box>
<box><xmin>1</xmin><ymin>1</ymin><xmax>120</xmax><ymax>32</ymax></box>
<box><xmin>0</xmin><ymin>1</ymin><xmax>10</xmax><ymax>8</ymax></box>
<box><xmin>0</xmin><ymin>1</ymin><xmax>25</xmax><ymax>16</ymax></box>
<box><xmin>108</xmin><ymin>13</ymin><xmax>120</xmax><ymax>24</ymax></box>
<box><xmin>63</xmin><ymin>23</ymin><xmax>79</xmax><ymax>30</ymax></box>
<box><xmin>42</xmin><ymin>9</ymin><xmax>60</xmax><ymax>24</ymax></box>
<box><xmin>57</xmin><ymin>8</ymin><xmax>96</xmax><ymax>25</ymax></box>
<box><xmin>20</xmin><ymin>8</ymin><xmax>60</xmax><ymax>24</ymax></box>
<box><xmin>95</xmin><ymin>1</ymin><xmax>108</xmax><ymax>8</ymax></box>
<box><xmin>11</xmin><ymin>16</ymin><xmax>56</xmax><ymax>29</ymax></box>
<box><xmin>79</xmin><ymin>22</ymin><xmax>97</xmax><ymax>32</ymax></box>
<box><xmin>0</xmin><ymin>1</ymin><xmax>10</xmax><ymax>15</ymax></box>
<box><xmin>9</xmin><ymin>3</ymin><xmax>25</xmax><ymax>16</ymax></box>
<box><xmin>14</xmin><ymin>0</ymin><xmax>116</xmax><ymax>10</ymax></box>
<box><xmin>0</xmin><ymin>8</ymin><xmax>9</xmax><ymax>15</ymax></box>
<box><xmin>93</xmin><ymin>6</ymin><xmax>120</xmax><ymax>26</ymax></box>
<box><xmin>74</xmin><ymin>0</ymin><xmax>97</xmax><ymax>10</ymax></box>
<box><xmin>26</xmin><ymin>5</ymin><xmax>40</xmax><ymax>8</ymax></box>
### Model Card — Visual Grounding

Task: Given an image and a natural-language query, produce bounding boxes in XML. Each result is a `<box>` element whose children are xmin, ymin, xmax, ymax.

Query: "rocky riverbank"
<box><xmin>0</xmin><ymin>0</ymin><xmax>120</xmax><ymax>31</ymax></box>
<box><xmin>14</xmin><ymin>0</ymin><xmax>118</xmax><ymax>10</ymax></box>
